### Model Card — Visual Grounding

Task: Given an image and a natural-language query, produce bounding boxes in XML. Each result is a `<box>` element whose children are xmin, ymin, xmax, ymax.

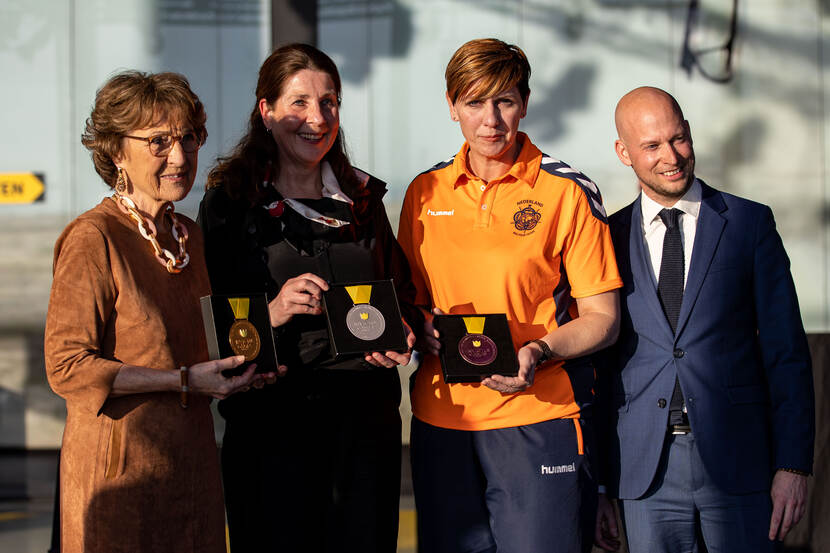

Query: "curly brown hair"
<box><xmin>206</xmin><ymin>43</ymin><xmax>362</xmax><ymax>204</ymax></box>
<box><xmin>81</xmin><ymin>71</ymin><xmax>207</xmax><ymax>188</ymax></box>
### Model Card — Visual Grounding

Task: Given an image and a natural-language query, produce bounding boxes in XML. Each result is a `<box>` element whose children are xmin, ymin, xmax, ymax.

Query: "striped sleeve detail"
<box><xmin>552</xmin><ymin>263</ymin><xmax>574</xmax><ymax>328</ymax></box>
<box><xmin>418</xmin><ymin>156</ymin><xmax>455</xmax><ymax>176</ymax></box>
<box><xmin>539</xmin><ymin>156</ymin><xmax>607</xmax><ymax>223</ymax></box>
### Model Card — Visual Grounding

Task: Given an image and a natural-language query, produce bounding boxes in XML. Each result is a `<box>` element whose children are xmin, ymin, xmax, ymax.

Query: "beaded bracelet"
<box><xmin>180</xmin><ymin>366</ymin><xmax>189</xmax><ymax>409</ymax></box>
<box><xmin>779</xmin><ymin>467</ymin><xmax>809</xmax><ymax>476</ymax></box>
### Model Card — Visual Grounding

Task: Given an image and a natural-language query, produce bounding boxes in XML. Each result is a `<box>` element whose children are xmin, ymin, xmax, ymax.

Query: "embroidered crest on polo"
<box><xmin>512</xmin><ymin>199</ymin><xmax>543</xmax><ymax>236</ymax></box>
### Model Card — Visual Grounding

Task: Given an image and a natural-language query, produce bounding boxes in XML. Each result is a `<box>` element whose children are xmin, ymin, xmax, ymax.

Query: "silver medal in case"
<box><xmin>345</xmin><ymin>304</ymin><xmax>386</xmax><ymax>341</ymax></box>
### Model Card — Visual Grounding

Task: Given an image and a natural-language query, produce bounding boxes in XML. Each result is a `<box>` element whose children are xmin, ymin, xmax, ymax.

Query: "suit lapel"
<box><xmin>629</xmin><ymin>199</ymin><xmax>675</xmax><ymax>342</ymax></box>
<box><xmin>675</xmin><ymin>182</ymin><xmax>727</xmax><ymax>336</ymax></box>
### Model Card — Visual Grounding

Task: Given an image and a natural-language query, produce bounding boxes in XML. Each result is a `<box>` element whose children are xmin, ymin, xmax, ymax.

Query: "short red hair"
<box><xmin>445</xmin><ymin>38</ymin><xmax>531</xmax><ymax>104</ymax></box>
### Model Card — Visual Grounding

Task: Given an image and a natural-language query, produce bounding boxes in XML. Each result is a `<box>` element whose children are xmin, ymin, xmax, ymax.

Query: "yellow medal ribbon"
<box><xmin>345</xmin><ymin>285</ymin><xmax>372</xmax><ymax>305</ymax></box>
<box><xmin>228</xmin><ymin>297</ymin><xmax>250</xmax><ymax>320</ymax></box>
<box><xmin>462</xmin><ymin>316</ymin><xmax>486</xmax><ymax>334</ymax></box>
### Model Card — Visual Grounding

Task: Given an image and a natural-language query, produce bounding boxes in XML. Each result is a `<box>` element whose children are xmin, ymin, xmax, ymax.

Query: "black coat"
<box><xmin>197</xmin><ymin>171</ymin><xmax>422</xmax><ymax>419</ymax></box>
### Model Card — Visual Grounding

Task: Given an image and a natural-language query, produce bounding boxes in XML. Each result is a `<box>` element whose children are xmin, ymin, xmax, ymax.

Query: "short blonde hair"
<box><xmin>445</xmin><ymin>38</ymin><xmax>531</xmax><ymax>104</ymax></box>
<box><xmin>81</xmin><ymin>71</ymin><xmax>207</xmax><ymax>187</ymax></box>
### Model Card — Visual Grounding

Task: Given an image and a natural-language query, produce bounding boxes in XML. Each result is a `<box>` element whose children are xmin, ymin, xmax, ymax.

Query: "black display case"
<box><xmin>434</xmin><ymin>313</ymin><xmax>519</xmax><ymax>383</ymax></box>
<box><xmin>322</xmin><ymin>279</ymin><xmax>408</xmax><ymax>359</ymax></box>
<box><xmin>200</xmin><ymin>294</ymin><xmax>279</xmax><ymax>376</ymax></box>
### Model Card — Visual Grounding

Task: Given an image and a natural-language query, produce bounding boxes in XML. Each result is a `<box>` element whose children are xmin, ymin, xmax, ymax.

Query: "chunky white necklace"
<box><xmin>112</xmin><ymin>194</ymin><xmax>190</xmax><ymax>274</ymax></box>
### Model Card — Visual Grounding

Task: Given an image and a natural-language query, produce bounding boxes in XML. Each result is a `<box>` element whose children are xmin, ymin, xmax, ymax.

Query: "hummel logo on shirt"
<box><xmin>427</xmin><ymin>209</ymin><xmax>454</xmax><ymax>216</ymax></box>
<box><xmin>541</xmin><ymin>463</ymin><xmax>576</xmax><ymax>475</ymax></box>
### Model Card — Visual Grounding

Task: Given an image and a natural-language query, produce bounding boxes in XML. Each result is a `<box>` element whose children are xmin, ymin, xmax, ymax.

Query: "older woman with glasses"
<box><xmin>44</xmin><ymin>71</ymin><xmax>267</xmax><ymax>553</ymax></box>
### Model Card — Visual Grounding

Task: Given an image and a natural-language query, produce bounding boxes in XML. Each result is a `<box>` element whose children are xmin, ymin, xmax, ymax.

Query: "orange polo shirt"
<box><xmin>397</xmin><ymin>133</ymin><xmax>622</xmax><ymax>431</ymax></box>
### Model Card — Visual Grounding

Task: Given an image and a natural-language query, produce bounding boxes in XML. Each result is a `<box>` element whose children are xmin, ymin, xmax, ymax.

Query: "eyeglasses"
<box><xmin>122</xmin><ymin>131</ymin><xmax>203</xmax><ymax>157</ymax></box>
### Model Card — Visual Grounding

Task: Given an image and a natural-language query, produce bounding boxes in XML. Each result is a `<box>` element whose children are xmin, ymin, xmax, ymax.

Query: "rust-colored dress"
<box><xmin>44</xmin><ymin>197</ymin><xmax>225</xmax><ymax>553</ymax></box>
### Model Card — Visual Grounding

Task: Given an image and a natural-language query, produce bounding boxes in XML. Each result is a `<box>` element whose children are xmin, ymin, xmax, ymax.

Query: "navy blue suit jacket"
<box><xmin>600</xmin><ymin>181</ymin><xmax>814</xmax><ymax>499</ymax></box>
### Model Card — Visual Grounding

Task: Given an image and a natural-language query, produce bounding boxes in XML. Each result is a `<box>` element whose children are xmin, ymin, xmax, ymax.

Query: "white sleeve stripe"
<box><xmin>577</xmin><ymin>177</ymin><xmax>599</xmax><ymax>194</ymax></box>
<box><xmin>539</xmin><ymin>152</ymin><xmax>608</xmax><ymax>223</ymax></box>
<box><xmin>591</xmin><ymin>198</ymin><xmax>607</xmax><ymax>218</ymax></box>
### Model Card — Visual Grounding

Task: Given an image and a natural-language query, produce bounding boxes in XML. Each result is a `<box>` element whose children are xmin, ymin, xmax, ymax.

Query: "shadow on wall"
<box><xmin>319</xmin><ymin>0</ymin><xmax>824</xmax><ymax>123</ymax></box>
<box><xmin>0</xmin><ymin>1</ymin><xmax>55</xmax><ymax>60</ymax></box>
<box><xmin>0</xmin><ymin>328</ymin><xmax>63</xmax><ymax>451</ymax></box>
<box><xmin>318</xmin><ymin>0</ymin><xmax>414</xmax><ymax>83</ymax></box>
<box><xmin>0</xmin><ymin>388</ymin><xmax>25</xmax><ymax>448</ymax></box>
<box><xmin>707</xmin><ymin>117</ymin><xmax>768</xmax><ymax>195</ymax></box>
<box><xmin>0</xmin><ymin>331</ymin><xmax>62</xmax><ymax>501</ymax></box>
<box><xmin>712</xmin><ymin>116</ymin><xmax>825</xmax><ymax>243</ymax></box>
<box><xmin>526</xmin><ymin>63</ymin><xmax>597</xmax><ymax>144</ymax></box>
<box><xmin>0</xmin><ymin>384</ymin><xmax>27</xmax><ymax>498</ymax></box>
<box><xmin>158</xmin><ymin>0</ymin><xmax>263</xmax><ymax>25</ymax></box>
<box><xmin>319</xmin><ymin>0</ymin><xmax>830</xmax><ymax>263</ymax></box>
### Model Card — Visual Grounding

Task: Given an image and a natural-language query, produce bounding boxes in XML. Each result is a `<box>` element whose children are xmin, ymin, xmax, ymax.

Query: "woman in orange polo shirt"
<box><xmin>397</xmin><ymin>38</ymin><xmax>622</xmax><ymax>553</ymax></box>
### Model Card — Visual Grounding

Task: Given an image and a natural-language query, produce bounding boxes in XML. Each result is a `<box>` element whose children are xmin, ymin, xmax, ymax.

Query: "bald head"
<box><xmin>615</xmin><ymin>87</ymin><xmax>685</xmax><ymax>143</ymax></box>
<box><xmin>613</xmin><ymin>86</ymin><xmax>695</xmax><ymax>206</ymax></box>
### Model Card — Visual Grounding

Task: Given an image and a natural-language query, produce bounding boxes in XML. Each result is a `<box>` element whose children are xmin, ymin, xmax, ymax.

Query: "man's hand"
<box><xmin>595</xmin><ymin>493</ymin><xmax>621</xmax><ymax>551</ymax></box>
<box><xmin>769</xmin><ymin>469</ymin><xmax>808</xmax><ymax>541</ymax></box>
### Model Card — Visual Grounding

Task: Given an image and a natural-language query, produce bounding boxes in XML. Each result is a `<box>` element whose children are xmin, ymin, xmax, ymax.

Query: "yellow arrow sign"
<box><xmin>0</xmin><ymin>173</ymin><xmax>45</xmax><ymax>204</ymax></box>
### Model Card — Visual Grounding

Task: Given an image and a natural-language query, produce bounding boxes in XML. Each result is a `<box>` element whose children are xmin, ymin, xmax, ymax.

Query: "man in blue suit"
<box><xmin>594</xmin><ymin>87</ymin><xmax>814</xmax><ymax>552</ymax></box>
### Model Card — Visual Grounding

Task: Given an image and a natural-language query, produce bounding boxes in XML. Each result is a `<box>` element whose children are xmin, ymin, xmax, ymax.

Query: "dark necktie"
<box><xmin>657</xmin><ymin>208</ymin><xmax>684</xmax><ymax>332</ymax></box>
<box><xmin>657</xmin><ymin>208</ymin><xmax>688</xmax><ymax>426</ymax></box>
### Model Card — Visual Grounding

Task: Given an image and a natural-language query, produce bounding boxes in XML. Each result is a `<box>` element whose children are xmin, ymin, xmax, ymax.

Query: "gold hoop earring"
<box><xmin>115</xmin><ymin>167</ymin><xmax>127</xmax><ymax>194</ymax></box>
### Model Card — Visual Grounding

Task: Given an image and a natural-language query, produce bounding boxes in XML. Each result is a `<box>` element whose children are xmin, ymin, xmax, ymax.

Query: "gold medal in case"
<box><xmin>228</xmin><ymin>297</ymin><xmax>261</xmax><ymax>360</ymax></box>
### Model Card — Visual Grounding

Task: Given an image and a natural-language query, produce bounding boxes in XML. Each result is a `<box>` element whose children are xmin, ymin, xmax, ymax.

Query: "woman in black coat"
<box><xmin>198</xmin><ymin>43</ymin><xmax>419</xmax><ymax>553</ymax></box>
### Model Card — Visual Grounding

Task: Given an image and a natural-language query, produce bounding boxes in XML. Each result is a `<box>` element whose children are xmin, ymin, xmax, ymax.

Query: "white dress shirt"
<box><xmin>639</xmin><ymin>178</ymin><xmax>702</xmax><ymax>288</ymax></box>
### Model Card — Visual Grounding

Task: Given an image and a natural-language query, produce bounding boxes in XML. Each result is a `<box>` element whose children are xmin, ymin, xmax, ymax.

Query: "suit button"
<box><xmin>673</xmin><ymin>349</ymin><xmax>685</xmax><ymax>358</ymax></box>
<box><xmin>658</xmin><ymin>398</ymin><xmax>667</xmax><ymax>408</ymax></box>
